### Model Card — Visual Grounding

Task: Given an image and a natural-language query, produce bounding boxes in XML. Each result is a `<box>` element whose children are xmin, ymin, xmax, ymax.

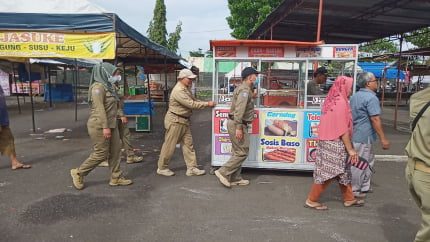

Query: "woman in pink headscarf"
<box><xmin>305</xmin><ymin>76</ymin><xmax>363</xmax><ymax>210</ymax></box>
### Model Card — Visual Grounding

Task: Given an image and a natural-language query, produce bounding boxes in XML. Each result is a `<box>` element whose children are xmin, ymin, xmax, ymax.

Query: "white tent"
<box><xmin>0</xmin><ymin>0</ymin><xmax>106</xmax><ymax>14</ymax></box>
<box><xmin>225</xmin><ymin>62</ymin><xmax>251</xmax><ymax>81</ymax></box>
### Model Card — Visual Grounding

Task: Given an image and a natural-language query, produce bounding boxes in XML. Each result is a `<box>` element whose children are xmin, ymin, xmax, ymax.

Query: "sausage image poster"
<box><xmin>259</xmin><ymin>111</ymin><xmax>302</xmax><ymax>163</ymax></box>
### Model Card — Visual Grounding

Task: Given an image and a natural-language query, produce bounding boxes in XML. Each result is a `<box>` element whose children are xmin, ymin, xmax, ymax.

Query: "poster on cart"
<box><xmin>333</xmin><ymin>46</ymin><xmax>357</xmax><ymax>58</ymax></box>
<box><xmin>303</xmin><ymin>111</ymin><xmax>320</xmax><ymax>139</ymax></box>
<box><xmin>213</xmin><ymin>108</ymin><xmax>259</xmax><ymax>134</ymax></box>
<box><xmin>303</xmin><ymin>111</ymin><xmax>321</xmax><ymax>163</ymax></box>
<box><xmin>213</xmin><ymin>108</ymin><xmax>260</xmax><ymax>163</ymax></box>
<box><xmin>259</xmin><ymin>111</ymin><xmax>302</xmax><ymax>163</ymax></box>
<box><xmin>305</xmin><ymin>139</ymin><xmax>318</xmax><ymax>163</ymax></box>
<box><xmin>214</xmin><ymin>135</ymin><xmax>232</xmax><ymax>155</ymax></box>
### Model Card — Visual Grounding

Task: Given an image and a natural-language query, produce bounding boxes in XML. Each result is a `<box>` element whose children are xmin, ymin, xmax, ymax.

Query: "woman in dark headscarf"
<box><xmin>0</xmin><ymin>85</ymin><xmax>31</xmax><ymax>170</ymax></box>
<box><xmin>70</xmin><ymin>62</ymin><xmax>132</xmax><ymax>190</ymax></box>
<box><xmin>305</xmin><ymin>76</ymin><xmax>363</xmax><ymax>210</ymax></box>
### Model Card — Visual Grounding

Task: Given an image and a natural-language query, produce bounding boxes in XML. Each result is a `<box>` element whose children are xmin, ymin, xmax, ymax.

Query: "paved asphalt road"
<box><xmin>0</xmin><ymin>100</ymin><xmax>420</xmax><ymax>241</ymax></box>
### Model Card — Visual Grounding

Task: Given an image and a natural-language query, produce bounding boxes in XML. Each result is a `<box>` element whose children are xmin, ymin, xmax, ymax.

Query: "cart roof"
<box><xmin>210</xmin><ymin>39</ymin><xmax>323</xmax><ymax>49</ymax></box>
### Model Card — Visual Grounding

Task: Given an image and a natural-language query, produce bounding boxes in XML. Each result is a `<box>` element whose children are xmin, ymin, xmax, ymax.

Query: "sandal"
<box><xmin>304</xmin><ymin>199</ymin><xmax>328</xmax><ymax>210</ymax></box>
<box><xmin>344</xmin><ymin>199</ymin><xmax>364</xmax><ymax>207</ymax></box>
<box><xmin>12</xmin><ymin>164</ymin><xmax>32</xmax><ymax>170</ymax></box>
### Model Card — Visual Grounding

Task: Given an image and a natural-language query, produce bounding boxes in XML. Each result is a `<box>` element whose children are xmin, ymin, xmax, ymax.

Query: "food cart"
<box><xmin>210</xmin><ymin>40</ymin><xmax>358</xmax><ymax>171</ymax></box>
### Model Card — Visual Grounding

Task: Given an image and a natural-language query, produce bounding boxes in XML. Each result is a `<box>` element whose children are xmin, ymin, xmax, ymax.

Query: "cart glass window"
<box><xmin>305</xmin><ymin>60</ymin><xmax>356</xmax><ymax>109</ymax></box>
<box><xmin>214</xmin><ymin>60</ymin><xmax>258</xmax><ymax>105</ymax></box>
<box><xmin>259</xmin><ymin>61</ymin><xmax>306</xmax><ymax>108</ymax></box>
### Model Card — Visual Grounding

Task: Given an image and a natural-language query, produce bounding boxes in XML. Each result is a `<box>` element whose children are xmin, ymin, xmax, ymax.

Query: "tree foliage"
<box><xmin>147</xmin><ymin>0</ymin><xmax>167</xmax><ymax>46</ymax></box>
<box><xmin>167</xmin><ymin>21</ymin><xmax>182</xmax><ymax>53</ymax></box>
<box><xmin>226</xmin><ymin>0</ymin><xmax>282</xmax><ymax>39</ymax></box>
<box><xmin>147</xmin><ymin>0</ymin><xmax>182</xmax><ymax>53</ymax></box>
<box><xmin>405</xmin><ymin>27</ymin><xmax>430</xmax><ymax>48</ymax></box>
<box><xmin>359</xmin><ymin>39</ymin><xmax>399</xmax><ymax>55</ymax></box>
<box><xmin>189</xmin><ymin>48</ymin><xmax>204</xmax><ymax>57</ymax></box>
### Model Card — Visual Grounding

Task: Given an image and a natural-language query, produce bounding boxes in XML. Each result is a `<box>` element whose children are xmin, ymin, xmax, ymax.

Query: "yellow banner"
<box><xmin>0</xmin><ymin>32</ymin><xmax>116</xmax><ymax>59</ymax></box>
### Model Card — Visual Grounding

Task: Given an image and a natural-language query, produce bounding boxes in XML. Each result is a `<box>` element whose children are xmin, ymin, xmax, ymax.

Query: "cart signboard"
<box><xmin>214</xmin><ymin>46</ymin><xmax>236</xmax><ymax>57</ymax></box>
<box><xmin>333</xmin><ymin>46</ymin><xmax>357</xmax><ymax>58</ymax></box>
<box><xmin>248</xmin><ymin>47</ymin><xmax>284</xmax><ymax>57</ymax></box>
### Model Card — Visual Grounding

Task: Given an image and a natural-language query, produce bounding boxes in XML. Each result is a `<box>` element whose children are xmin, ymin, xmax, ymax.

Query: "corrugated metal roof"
<box><xmin>249</xmin><ymin>0</ymin><xmax>430</xmax><ymax>43</ymax></box>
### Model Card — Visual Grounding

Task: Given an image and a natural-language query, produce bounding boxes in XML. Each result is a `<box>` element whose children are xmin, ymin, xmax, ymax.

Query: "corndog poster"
<box><xmin>259</xmin><ymin>111</ymin><xmax>302</xmax><ymax>163</ymax></box>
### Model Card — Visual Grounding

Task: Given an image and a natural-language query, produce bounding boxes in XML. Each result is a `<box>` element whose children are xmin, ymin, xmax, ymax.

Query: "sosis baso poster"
<box><xmin>303</xmin><ymin>111</ymin><xmax>321</xmax><ymax>163</ymax></box>
<box><xmin>212</xmin><ymin>108</ymin><xmax>259</xmax><ymax>161</ymax></box>
<box><xmin>259</xmin><ymin>111</ymin><xmax>302</xmax><ymax>163</ymax></box>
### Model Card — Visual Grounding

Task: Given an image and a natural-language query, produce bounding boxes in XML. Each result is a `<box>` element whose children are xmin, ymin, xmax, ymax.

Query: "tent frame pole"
<box><xmin>74</xmin><ymin>59</ymin><xmax>78</xmax><ymax>121</ymax></box>
<box><xmin>394</xmin><ymin>35</ymin><xmax>403</xmax><ymax>130</ymax></box>
<box><xmin>27</xmin><ymin>61</ymin><xmax>36</xmax><ymax>133</ymax></box>
<box><xmin>47</xmin><ymin>65</ymin><xmax>53</xmax><ymax>108</ymax></box>
<box><xmin>164</xmin><ymin>56</ymin><xmax>168</xmax><ymax>110</ymax></box>
<box><xmin>11</xmin><ymin>62</ymin><xmax>21</xmax><ymax>114</ymax></box>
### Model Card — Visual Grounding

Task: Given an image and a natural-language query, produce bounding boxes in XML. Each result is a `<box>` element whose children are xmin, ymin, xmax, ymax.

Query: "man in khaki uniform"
<box><xmin>405</xmin><ymin>86</ymin><xmax>430</xmax><ymax>242</ymax></box>
<box><xmin>71</xmin><ymin>63</ymin><xmax>132</xmax><ymax>190</ymax></box>
<box><xmin>215</xmin><ymin>67</ymin><xmax>258</xmax><ymax>188</ymax></box>
<box><xmin>157</xmin><ymin>69</ymin><xmax>215</xmax><ymax>176</ymax></box>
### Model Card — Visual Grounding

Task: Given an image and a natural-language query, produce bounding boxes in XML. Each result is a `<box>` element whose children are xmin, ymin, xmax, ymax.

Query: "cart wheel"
<box><xmin>209</xmin><ymin>167</ymin><xmax>217</xmax><ymax>175</ymax></box>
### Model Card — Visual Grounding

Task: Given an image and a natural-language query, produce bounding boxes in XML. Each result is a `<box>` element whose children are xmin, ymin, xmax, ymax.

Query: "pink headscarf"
<box><xmin>318</xmin><ymin>76</ymin><xmax>354</xmax><ymax>140</ymax></box>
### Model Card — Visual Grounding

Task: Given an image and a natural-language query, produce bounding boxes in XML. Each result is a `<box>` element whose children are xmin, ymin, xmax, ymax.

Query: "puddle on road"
<box><xmin>19</xmin><ymin>193</ymin><xmax>121</xmax><ymax>225</ymax></box>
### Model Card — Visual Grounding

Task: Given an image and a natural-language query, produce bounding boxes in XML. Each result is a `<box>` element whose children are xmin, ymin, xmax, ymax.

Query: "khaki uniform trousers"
<box><xmin>118</xmin><ymin>121</ymin><xmax>135</xmax><ymax>157</ymax></box>
<box><xmin>218</xmin><ymin>119</ymin><xmax>249</xmax><ymax>182</ymax></box>
<box><xmin>157</xmin><ymin>119</ymin><xmax>198</xmax><ymax>170</ymax></box>
<box><xmin>406</xmin><ymin>158</ymin><xmax>430</xmax><ymax>242</ymax></box>
<box><xmin>78</xmin><ymin>122</ymin><xmax>122</xmax><ymax>179</ymax></box>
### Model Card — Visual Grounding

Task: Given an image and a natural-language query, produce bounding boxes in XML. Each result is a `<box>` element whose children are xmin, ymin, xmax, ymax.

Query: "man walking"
<box><xmin>405</xmin><ymin>85</ymin><xmax>430</xmax><ymax>242</ymax></box>
<box><xmin>215</xmin><ymin>67</ymin><xmax>258</xmax><ymax>188</ymax></box>
<box><xmin>350</xmin><ymin>72</ymin><xmax>390</xmax><ymax>198</ymax></box>
<box><xmin>157</xmin><ymin>69</ymin><xmax>215</xmax><ymax>176</ymax></box>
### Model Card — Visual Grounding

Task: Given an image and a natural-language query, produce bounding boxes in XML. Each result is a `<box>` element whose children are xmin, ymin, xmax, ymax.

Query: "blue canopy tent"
<box><xmin>358</xmin><ymin>62</ymin><xmax>405</xmax><ymax>80</ymax></box>
<box><xmin>0</xmin><ymin>0</ymin><xmax>184</xmax><ymax>132</ymax></box>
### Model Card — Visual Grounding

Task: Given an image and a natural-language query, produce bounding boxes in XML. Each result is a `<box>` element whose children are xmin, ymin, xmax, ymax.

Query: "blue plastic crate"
<box><xmin>124</xmin><ymin>101</ymin><xmax>153</xmax><ymax>115</ymax></box>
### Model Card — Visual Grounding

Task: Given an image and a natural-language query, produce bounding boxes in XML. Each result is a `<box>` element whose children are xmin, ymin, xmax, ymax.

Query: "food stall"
<box><xmin>210</xmin><ymin>40</ymin><xmax>358</xmax><ymax>170</ymax></box>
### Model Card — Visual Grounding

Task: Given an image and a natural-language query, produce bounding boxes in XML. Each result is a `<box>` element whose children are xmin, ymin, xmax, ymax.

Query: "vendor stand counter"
<box><xmin>123</xmin><ymin>96</ymin><xmax>153</xmax><ymax>132</ymax></box>
<box><xmin>210</xmin><ymin>40</ymin><xmax>358</xmax><ymax>171</ymax></box>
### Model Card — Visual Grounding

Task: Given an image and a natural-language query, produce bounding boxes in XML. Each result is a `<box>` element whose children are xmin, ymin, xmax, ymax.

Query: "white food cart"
<box><xmin>210</xmin><ymin>40</ymin><xmax>358</xmax><ymax>171</ymax></box>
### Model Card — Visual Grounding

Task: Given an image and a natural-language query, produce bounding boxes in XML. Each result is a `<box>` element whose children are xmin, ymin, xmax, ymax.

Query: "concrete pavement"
<box><xmin>0</xmin><ymin>98</ymin><xmax>420</xmax><ymax>242</ymax></box>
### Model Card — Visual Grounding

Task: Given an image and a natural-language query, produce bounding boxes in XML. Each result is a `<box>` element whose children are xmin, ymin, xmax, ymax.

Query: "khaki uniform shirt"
<box><xmin>229</xmin><ymin>82</ymin><xmax>254</xmax><ymax>129</ymax></box>
<box><xmin>405</xmin><ymin>87</ymin><xmax>430</xmax><ymax>165</ymax></box>
<box><xmin>88</xmin><ymin>83</ymin><xmax>118</xmax><ymax>129</ymax></box>
<box><xmin>167</xmin><ymin>82</ymin><xmax>208</xmax><ymax>125</ymax></box>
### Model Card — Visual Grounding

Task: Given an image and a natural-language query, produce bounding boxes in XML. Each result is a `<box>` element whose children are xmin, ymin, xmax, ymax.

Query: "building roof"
<box><xmin>249</xmin><ymin>0</ymin><xmax>430</xmax><ymax>44</ymax></box>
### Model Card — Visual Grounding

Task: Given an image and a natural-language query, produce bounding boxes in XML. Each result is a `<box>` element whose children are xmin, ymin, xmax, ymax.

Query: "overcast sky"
<box><xmin>90</xmin><ymin>0</ymin><xmax>232</xmax><ymax>56</ymax></box>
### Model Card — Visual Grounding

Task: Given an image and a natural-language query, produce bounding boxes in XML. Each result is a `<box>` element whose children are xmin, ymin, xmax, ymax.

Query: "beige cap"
<box><xmin>177</xmin><ymin>69</ymin><xmax>197</xmax><ymax>79</ymax></box>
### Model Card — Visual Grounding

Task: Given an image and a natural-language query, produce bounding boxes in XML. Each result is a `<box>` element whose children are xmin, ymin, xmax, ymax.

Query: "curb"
<box><xmin>375</xmin><ymin>155</ymin><xmax>408</xmax><ymax>162</ymax></box>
